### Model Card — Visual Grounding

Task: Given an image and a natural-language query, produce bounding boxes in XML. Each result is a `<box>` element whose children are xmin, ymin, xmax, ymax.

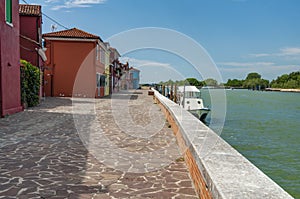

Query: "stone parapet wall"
<box><xmin>153</xmin><ymin>89</ymin><xmax>293</xmax><ymax>199</ymax></box>
<box><xmin>154</xmin><ymin>95</ymin><xmax>211</xmax><ymax>199</ymax></box>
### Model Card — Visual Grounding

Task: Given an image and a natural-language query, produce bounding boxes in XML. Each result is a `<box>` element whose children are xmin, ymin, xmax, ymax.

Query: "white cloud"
<box><xmin>280</xmin><ymin>47</ymin><xmax>300</xmax><ymax>56</ymax></box>
<box><xmin>218</xmin><ymin>62</ymin><xmax>274</xmax><ymax>67</ymax></box>
<box><xmin>249</xmin><ymin>47</ymin><xmax>300</xmax><ymax>58</ymax></box>
<box><xmin>220</xmin><ymin>64</ymin><xmax>300</xmax><ymax>80</ymax></box>
<box><xmin>45</xmin><ymin>0</ymin><xmax>59</xmax><ymax>2</ymax></box>
<box><xmin>72</xmin><ymin>0</ymin><xmax>105</xmax><ymax>4</ymax></box>
<box><xmin>221</xmin><ymin>47</ymin><xmax>300</xmax><ymax>80</ymax></box>
<box><xmin>119</xmin><ymin>57</ymin><xmax>185</xmax><ymax>83</ymax></box>
<box><xmin>51</xmin><ymin>0</ymin><xmax>106</xmax><ymax>10</ymax></box>
<box><xmin>248</xmin><ymin>53</ymin><xmax>270</xmax><ymax>58</ymax></box>
<box><xmin>120</xmin><ymin>57</ymin><xmax>171</xmax><ymax>68</ymax></box>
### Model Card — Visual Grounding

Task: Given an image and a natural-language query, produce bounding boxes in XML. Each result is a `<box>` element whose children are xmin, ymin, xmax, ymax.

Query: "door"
<box><xmin>44</xmin><ymin>72</ymin><xmax>53</xmax><ymax>97</ymax></box>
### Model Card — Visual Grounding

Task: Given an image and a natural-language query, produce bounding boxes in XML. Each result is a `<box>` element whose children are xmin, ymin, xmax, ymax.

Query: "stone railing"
<box><xmin>152</xmin><ymin>89</ymin><xmax>293</xmax><ymax>199</ymax></box>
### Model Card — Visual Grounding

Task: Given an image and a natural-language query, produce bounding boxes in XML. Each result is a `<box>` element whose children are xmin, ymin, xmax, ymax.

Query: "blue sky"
<box><xmin>22</xmin><ymin>0</ymin><xmax>300</xmax><ymax>83</ymax></box>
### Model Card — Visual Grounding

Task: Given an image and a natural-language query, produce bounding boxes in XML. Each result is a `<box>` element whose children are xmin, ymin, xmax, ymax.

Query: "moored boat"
<box><xmin>177</xmin><ymin>86</ymin><xmax>210</xmax><ymax>122</ymax></box>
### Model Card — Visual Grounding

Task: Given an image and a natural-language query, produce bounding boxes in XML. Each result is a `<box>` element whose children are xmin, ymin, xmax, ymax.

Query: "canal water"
<box><xmin>202</xmin><ymin>89</ymin><xmax>300</xmax><ymax>198</ymax></box>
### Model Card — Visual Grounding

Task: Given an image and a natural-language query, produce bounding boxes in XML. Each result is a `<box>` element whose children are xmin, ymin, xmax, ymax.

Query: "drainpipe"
<box><xmin>183</xmin><ymin>83</ymin><xmax>186</xmax><ymax>108</ymax></box>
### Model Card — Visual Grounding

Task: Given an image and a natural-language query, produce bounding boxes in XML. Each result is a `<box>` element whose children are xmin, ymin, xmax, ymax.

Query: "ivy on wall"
<box><xmin>20</xmin><ymin>60</ymin><xmax>40</xmax><ymax>107</ymax></box>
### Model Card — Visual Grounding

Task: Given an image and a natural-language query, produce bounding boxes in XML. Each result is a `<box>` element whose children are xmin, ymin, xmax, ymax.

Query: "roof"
<box><xmin>129</xmin><ymin>67</ymin><xmax>140</xmax><ymax>72</ymax></box>
<box><xmin>109</xmin><ymin>47</ymin><xmax>121</xmax><ymax>58</ymax></box>
<box><xmin>19</xmin><ymin>4</ymin><xmax>41</xmax><ymax>16</ymax></box>
<box><xmin>43</xmin><ymin>28</ymin><xmax>102</xmax><ymax>41</ymax></box>
<box><xmin>178</xmin><ymin>86</ymin><xmax>200</xmax><ymax>93</ymax></box>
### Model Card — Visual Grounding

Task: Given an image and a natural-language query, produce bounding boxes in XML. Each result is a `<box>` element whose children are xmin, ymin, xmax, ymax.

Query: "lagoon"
<box><xmin>202</xmin><ymin>89</ymin><xmax>300</xmax><ymax>198</ymax></box>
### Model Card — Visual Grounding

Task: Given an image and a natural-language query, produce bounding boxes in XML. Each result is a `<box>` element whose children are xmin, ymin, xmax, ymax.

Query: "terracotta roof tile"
<box><xmin>19</xmin><ymin>4</ymin><xmax>41</xmax><ymax>16</ymax></box>
<box><xmin>43</xmin><ymin>28</ymin><xmax>102</xmax><ymax>41</ymax></box>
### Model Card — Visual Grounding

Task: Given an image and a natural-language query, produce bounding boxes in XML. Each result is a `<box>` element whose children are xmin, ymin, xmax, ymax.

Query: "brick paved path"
<box><xmin>0</xmin><ymin>90</ymin><xmax>198</xmax><ymax>199</ymax></box>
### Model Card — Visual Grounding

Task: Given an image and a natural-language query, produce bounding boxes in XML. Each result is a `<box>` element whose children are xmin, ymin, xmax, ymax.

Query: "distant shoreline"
<box><xmin>265</xmin><ymin>88</ymin><xmax>300</xmax><ymax>93</ymax></box>
<box><xmin>202</xmin><ymin>87</ymin><xmax>300</xmax><ymax>93</ymax></box>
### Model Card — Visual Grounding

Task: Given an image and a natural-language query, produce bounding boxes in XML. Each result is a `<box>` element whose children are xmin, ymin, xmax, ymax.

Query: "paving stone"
<box><xmin>109</xmin><ymin>183</ymin><xmax>128</xmax><ymax>191</ymax></box>
<box><xmin>0</xmin><ymin>90</ymin><xmax>198</xmax><ymax>198</ymax></box>
<box><xmin>0</xmin><ymin>187</ymin><xmax>20</xmax><ymax>196</ymax></box>
<box><xmin>141</xmin><ymin>190</ymin><xmax>177</xmax><ymax>198</ymax></box>
<box><xmin>93</xmin><ymin>193</ymin><xmax>111</xmax><ymax>199</ymax></box>
<box><xmin>177</xmin><ymin>187</ymin><xmax>198</xmax><ymax>195</ymax></box>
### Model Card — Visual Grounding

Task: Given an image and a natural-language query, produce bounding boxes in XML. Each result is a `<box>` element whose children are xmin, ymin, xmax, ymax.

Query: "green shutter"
<box><xmin>6</xmin><ymin>0</ymin><xmax>12</xmax><ymax>23</ymax></box>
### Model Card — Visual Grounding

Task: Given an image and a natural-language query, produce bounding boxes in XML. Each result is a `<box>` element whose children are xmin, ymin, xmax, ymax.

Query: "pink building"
<box><xmin>0</xmin><ymin>0</ymin><xmax>23</xmax><ymax>117</ymax></box>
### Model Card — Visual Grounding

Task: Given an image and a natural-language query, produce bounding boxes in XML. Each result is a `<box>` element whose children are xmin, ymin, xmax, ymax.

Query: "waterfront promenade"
<box><xmin>0</xmin><ymin>90</ymin><xmax>198</xmax><ymax>198</ymax></box>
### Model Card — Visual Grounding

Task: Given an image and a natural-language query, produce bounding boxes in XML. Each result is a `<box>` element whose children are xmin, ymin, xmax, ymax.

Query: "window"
<box><xmin>6</xmin><ymin>0</ymin><xmax>12</xmax><ymax>24</ymax></box>
<box><xmin>100</xmin><ymin>75</ymin><xmax>106</xmax><ymax>87</ymax></box>
<box><xmin>96</xmin><ymin>74</ymin><xmax>101</xmax><ymax>88</ymax></box>
<box><xmin>96</xmin><ymin>45</ymin><xmax>100</xmax><ymax>61</ymax></box>
<box><xmin>96</xmin><ymin>73</ymin><xmax>106</xmax><ymax>88</ymax></box>
<box><xmin>100</xmin><ymin>48</ymin><xmax>105</xmax><ymax>65</ymax></box>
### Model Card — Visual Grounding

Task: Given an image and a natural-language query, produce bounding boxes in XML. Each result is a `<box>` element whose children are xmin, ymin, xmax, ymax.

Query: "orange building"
<box><xmin>43</xmin><ymin>28</ymin><xmax>107</xmax><ymax>97</ymax></box>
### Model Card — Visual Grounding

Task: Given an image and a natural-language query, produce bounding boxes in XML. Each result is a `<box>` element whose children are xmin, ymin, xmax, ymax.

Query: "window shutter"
<box><xmin>6</xmin><ymin>0</ymin><xmax>12</xmax><ymax>24</ymax></box>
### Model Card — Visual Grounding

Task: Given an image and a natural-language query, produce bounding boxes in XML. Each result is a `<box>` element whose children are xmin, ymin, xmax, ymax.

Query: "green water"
<box><xmin>202</xmin><ymin>89</ymin><xmax>300</xmax><ymax>198</ymax></box>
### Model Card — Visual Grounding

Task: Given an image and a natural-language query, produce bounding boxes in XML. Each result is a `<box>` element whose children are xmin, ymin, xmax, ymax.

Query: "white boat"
<box><xmin>177</xmin><ymin>86</ymin><xmax>210</xmax><ymax>122</ymax></box>
<box><xmin>202</xmin><ymin>86</ymin><xmax>215</xmax><ymax>89</ymax></box>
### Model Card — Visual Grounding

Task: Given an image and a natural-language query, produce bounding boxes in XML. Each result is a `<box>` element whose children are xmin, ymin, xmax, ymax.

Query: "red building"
<box><xmin>109</xmin><ymin>47</ymin><xmax>121</xmax><ymax>93</ymax></box>
<box><xmin>19</xmin><ymin>4</ymin><xmax>43</xmax><ymax>68</ymax></box>
<box><xmin>19</xmin><ymin>4</ymin><xmax>44</xmax><ymax>98</ymax></box>
<box><xmin>43</xmin><ymin>28</ymin><xmax>106</xmax><ymax>97</ymax></box>
<box><xmin>0</xmin><ymin>0</ymin><xmax>23</xmax><ymax>117</ymax></box>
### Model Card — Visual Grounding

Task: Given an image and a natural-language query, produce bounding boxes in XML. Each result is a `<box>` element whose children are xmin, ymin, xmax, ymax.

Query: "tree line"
<box><xmin>157</xmin><ymin>71</ymin><xmax>300</xmax><ymax>90</ymax></box>
<box><xmin>158</xmin><ymin>78</ymin><xmax>219</xmax><ymax>88</ymax></box>
<box><xmin>270</xmin><ymin>71</ymin><xmax>300</xmax><ymax>89</ymax></box>
<box><xmin>225</xmin><ymin>72</ymin><xmax>269</xmax><ymax>90</ymax></box>
<box><xmin>226</xmin><ymin>71</ymin><xmax>300</xmax><ymax>89</ymax></box>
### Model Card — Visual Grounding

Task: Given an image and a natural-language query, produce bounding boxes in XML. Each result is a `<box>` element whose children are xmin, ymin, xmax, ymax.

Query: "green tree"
<box><xmin>186</xmin><ymin>78</ymin><xmax>200</xmax><ymax>86</ymax></box>
<box><xmin>256</xmin><ymin>79</ymin><xmax>269</xmax><ymax>90</ymax></box>
<box><xmin>246</xmin><ymin>72</ymin><xmax>261</xmax><ymax>80</ymax></box>
<box><xmin>271</xmin><ymin>71</ymin><xmax>300</xmax><ymax>89</ymax></box>
<box><xmin>243</xmin><ymin>72</ymin><xmax>269</xmax><ymax>90</ymax></box>
<box><xmin>225</xmin><ymin>79</ymin><xmax>244</xmax><ymax>88</ymax></box>
<box><xmin>165</xmin><ymin>79</ymin><xmax>174</xmax><ymax>85</ymax></box>
<box><xmin>204</xmin><ymin>78</ymin><xmax>218</xmax><ymax>86</ymax></box>
<box><xmin>284</xmin><ymin>80</ymin><xmax>298</xmax><ymax>88</ymax></box>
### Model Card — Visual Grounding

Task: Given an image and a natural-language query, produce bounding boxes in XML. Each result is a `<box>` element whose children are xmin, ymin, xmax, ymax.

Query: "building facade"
<box><xmin>119</xmin><ymin>62</ymin><xmax>130</xmax><ymax>90</ymax></box>
<box><xmin>19</xmin><ymin>4</ymin><xmax>43</xmax><ymax>68</ymax></box>
<box><xmin>109</xmin><ymin>47</ymin><xmax>121</xmax><ymax>93</ymax></box>
<box><xmin>129</xmin><ymin>67</ymin><xmax>140</xmax><ymax>89</ymax></box>
<box><xmin>104</xmin><ymin>42</ymin><xmax>110</xmax><ymax>96</ymax></box>
<box><xmin>43</xmin><ymin>28</ymin><xmax>106</xmax><ymax>98</ymax></box>
<box><xmin>0</xmin><ymin>0</ymin><xmax>23</xmax><ymax>117</ymax></box>
<box><xmin>19</xmin><ymin>4</ymin><xmax>44</xmax><ymax>98</ymax></box>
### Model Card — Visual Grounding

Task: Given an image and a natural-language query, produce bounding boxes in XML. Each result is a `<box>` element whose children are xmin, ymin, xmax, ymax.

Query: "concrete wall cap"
<box><xmin>153</xmin><ymin>89</ymin><xmax>293</xmax><ymax>199</ymax></box>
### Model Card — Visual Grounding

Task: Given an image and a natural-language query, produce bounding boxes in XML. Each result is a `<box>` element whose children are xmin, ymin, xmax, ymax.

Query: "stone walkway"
<box><xmin>0</xmin><ymin>90</ymin><xmax>198</xmax><ymax>199</ymax></box>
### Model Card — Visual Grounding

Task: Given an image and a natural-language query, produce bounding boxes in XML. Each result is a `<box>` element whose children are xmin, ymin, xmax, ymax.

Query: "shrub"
<box><xmin>20</xmin><ymin>60</ymin><xmax>40</xmax><ymax>107</ymax></box>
